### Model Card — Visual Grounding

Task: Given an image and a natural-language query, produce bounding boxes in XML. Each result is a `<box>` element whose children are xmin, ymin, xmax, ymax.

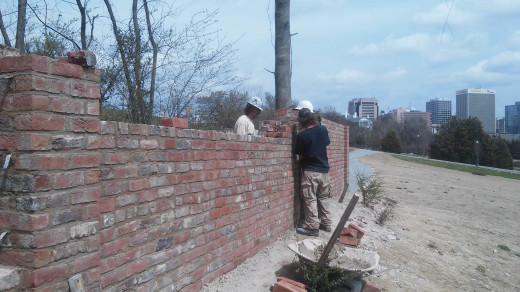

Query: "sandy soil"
<box><xmin>201</xmin><ymin>153</ymin><xmax>520</xmax><ymax>291</ymax></box>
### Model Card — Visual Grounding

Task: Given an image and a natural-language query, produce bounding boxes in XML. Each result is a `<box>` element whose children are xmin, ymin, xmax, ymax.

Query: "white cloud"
<box><xmin>316</xmin><ymin>68</ymin><xmax>372</xmax><ymax>84</ymax></box>
<box><xmin>347</xmin><ymin>44</ymin><xmax>380</xmax><ymax>55</ymax></box>
<box><xmin>456</xmin><ymin>51</ymin><xmax>520</xmax><ymax>82</ymax></box>
<box><xmin>385</xmin><ymin>67</ymin><xmax>407</xmax><ymax>79</ymax></box>
<box><xmin>511</xmin><ymin>30</ymin><xmax>520</xmax><ymax>44</ymax></box>
<box><xmin>485</xmin><ymin>51</ymin><xmax>520</xmax><ymax>74</ymax></box>
<box><xmin>383</xmin><ymin>33</ymin><xmax>433</xmax><ymax>53</ymax></box>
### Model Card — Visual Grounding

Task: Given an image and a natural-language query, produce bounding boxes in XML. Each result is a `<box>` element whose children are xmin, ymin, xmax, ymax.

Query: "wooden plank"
<box><xmin>317</xmin><ymin>193</ymin><xmax>359</xmax><ymax>267</ymax></box>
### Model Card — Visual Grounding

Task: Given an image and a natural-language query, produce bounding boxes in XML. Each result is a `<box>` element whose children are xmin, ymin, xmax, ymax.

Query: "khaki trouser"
<box><xmin>301</xmin><ymin>170</ymin><xmax>332</xmax><ymax>230</ymax></box>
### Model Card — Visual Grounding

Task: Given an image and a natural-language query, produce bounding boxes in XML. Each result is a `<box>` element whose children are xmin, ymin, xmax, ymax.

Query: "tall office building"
<box><xmin>505</xmin><ymin>101</ymin><xmax>520</xmax><ymax>134</ymax></box>
<box><xmin>426</xmin><ymin>98</ymin><xmax>452</xmax><ymax>125</ymax></box>
<box><xmin>348</xmin><ymin>98</ymin><xmax>379</xmax><ymax>119</ymax></box>
<box><xmin>456</xmin><ymin>89</ymin><xmax>496</xmax><ymax>134</ymax></box>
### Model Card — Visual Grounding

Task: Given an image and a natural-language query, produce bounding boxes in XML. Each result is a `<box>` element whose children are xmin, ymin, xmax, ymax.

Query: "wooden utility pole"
<box><xmin>274</xmin><ymin>0</ymin><xmax>291</xmax><ymax>110</ymax></box>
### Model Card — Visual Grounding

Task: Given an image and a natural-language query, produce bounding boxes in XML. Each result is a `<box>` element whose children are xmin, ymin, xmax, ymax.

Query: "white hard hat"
<box><xmin>293</xmin><ymin>100</ymin><xmax>313</xmax><ymax>112</ymax></box>
<box><xmin>247</xmin><ymin>96</ymin><xmax>263</xmax><ymax>111</ymax></box>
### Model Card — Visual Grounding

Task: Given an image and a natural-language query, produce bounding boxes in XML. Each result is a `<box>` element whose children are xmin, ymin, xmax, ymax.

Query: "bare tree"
<box><xmin>274</xmin><ymin>0</ymin><xmax>291</xmax><ymax>110</ymax></box>
<box><xmin>0</xmin><ymin>0</ymin><xmax>27</xmax><ymax>50</ymax></box>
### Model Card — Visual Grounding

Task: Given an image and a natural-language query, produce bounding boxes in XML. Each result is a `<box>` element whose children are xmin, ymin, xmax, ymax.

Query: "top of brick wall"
<box><xmin>0</xmin><ymin>51</ymin><xmax>100</xmax><ymax>82</ymax></box>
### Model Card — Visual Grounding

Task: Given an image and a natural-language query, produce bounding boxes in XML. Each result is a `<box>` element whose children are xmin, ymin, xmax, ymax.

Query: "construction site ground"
<box><xmin>202</xmin><ymin>152</ymin><xmax>520</xmax><ymax>291</ymax></box>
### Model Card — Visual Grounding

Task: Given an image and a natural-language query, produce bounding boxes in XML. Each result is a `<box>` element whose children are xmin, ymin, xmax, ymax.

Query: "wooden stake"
<box><xmin>317</xmin><ymin>194</ymin><xmax>359</xmax><ymax>267</ymax></box>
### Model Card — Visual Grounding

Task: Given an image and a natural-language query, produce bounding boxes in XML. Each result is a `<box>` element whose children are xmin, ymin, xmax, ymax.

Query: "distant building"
<box><xmin>426</xmin><ymin>98</ymin><xmax>452</xmax><ymax>125</ymax></box>
<box><xmin>505</xmin><ymin>101</ymin><xmax>520</xmax><ymax>134</ymax></box>
<box><xmin>348</xmin><ymin>98</ymin><xmax>378</xmax><ymax>119</ymax></box>
<box><xmin>496</xmin><ymin>117</ymin><xmax>506</xmax><ymax>134</ymax></box>
<box><xmin>456</xmin><ymin>89</ymin><xmax>496</xmax><ymax>134</ymax></box>
<box><xmin>390</xmin><ymin>107</ymin><xmax>432</xmax><ymax>129</ymax></box>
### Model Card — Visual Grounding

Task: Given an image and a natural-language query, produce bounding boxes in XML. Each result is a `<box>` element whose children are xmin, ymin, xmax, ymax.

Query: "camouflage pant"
<box><xmin>301</xmin><ymin>170</ymin><xmax>332</xmax><ymax>230</ymax></box>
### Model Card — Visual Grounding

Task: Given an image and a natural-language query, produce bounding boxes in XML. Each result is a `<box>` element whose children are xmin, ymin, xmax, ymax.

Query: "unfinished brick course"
<box><xmin>0</xmin><ymin>51</ymin><xmax>349</xmax><ymax>291</ymax></box>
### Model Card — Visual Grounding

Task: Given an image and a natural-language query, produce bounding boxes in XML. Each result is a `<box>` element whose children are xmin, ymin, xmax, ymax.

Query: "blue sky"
<box><xmin>179</xmin><ymin>0</ymin><xmax>520</xmax><ymax>117</ymax></box>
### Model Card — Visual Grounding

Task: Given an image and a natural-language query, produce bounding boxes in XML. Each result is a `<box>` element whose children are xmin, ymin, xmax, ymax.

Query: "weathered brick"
<box><xmin>0</xmin><ymin>134</ymin><xmax>16</xmax><ymax>150</ymax></box>
<box><xmin>0</xmin><ymin>55</ymin><xmax>48</xmax><ymax>73</ymax></box>
<box><xmin>71</xmin><ymin>187</ymin><xmax>100</xmax><ymax>204</ymax></box>
<box><xmin>87</xmin><ymin>135</ymin><xmax>116</xmax><ymax>149</ymax></box>
<box><xmin>117</xmin><ymin>137</ymin><xmax>139</xmax><ymax>149</ymax></box>
<box><xmin>14</xmin><ymin>113</ymin><xmax>66</xmax><ymax>131</ymax></box>
<box><xmin>0</xmin><ymin>249</ymin><xmax>51</xmax><ymax>268</ymax></box>
<box><xmin>71</xmin><ymin>153</ymin><xmax>100</xmax><ymax>168</ymax></box>
<box><xmin>67</xmin><ymin>50</ymin><xmax>97</xmax><ymax>67</ymax></box>
<box><xmin>72</xmin><ymin>253</ymin><xmax>100</xmax><ymax>273</ymax></box>
<box><xmin>160</xmin><ymin>117</ymin><xmax>188</xmax><ymax>129</ymax></box>
<box><xmin>138</xmin><ymin>164</ymin><xmax>157</xmax><ymax>176</ymax></box>
<box><xmin>69</xmin><ymin>116</ymin><xmax>101</xmax><ymax>133</ymax></box>
<box><xmin>8</xmin><ymin>213</ymin><xmax>49</xmax><ymax>231</ymax></box>
<box><xmin>116</xmin><ymin>194</ymin><xmax>137</xmax><ymax>207</ymax></box>
<box><xmin>33</xmin><ymin>227</ymin><xmax>68</xmax><ymax>248</ymax></box>
<box><xmin>70</xmin><ymin>221</ymin><xmax>98</xmax><ymax>239</ymax></box>
<box><xmin>129</xmin><ymin>178</ymin><xmax>148</xmax><ymax>191</ymax></box>
<box><xmin>102</xmin><ymin>238</ymin><xmax>127</xmax><ymax>257</ymax></box>
<box><xmin>138</xmin><ymin>189</ymin><xmax>158</xmax><ymax>203</ymax></box>
<box><xmin>140</xmin><ymin>138</ymin><xmax>159</xmax><ymax>149</ymax></box>
<box><xmin>51</xmin><ymin>240</ymin><xmax>87</xmax><ymax>261</ymax></box>
<box><xmin>16</xmin><ymin>192</ymin><xmax>69</xmax><ymax>212</ymax></box>
<box><xmin>99</xmin><ymin>198</ymin><xmax>115</xmax><ymax>213</ymax></box>
<box><xmin>51</xmin><ymin>135</ymin><xmax>83</xmax><ymax>150</ymax></box>
<box><xmin>2</xmin><ymin>93</ymin><xmax>49</xmax><ymax>111</ymax></box>
<box><xmin>0</xmin><ymin>115</ymin><xmax>14</xmax><ymax>132</ymax></box>
<box><xmin>52</xmin><ymin>60</ymin><xmax>84</xmax><ymax>78</ymax></box>
<box><xmin>32</xmin><ymin>264</ymin><xmax>68</xmax><ymax>286</ymax></box>
<box><xmin>51</xmin><ymin>96</ymin><xmax>84</xmax><ymax>114</ymax></box>
<box><xmin>54</xmin><ymin>171</ymin><xmax>84</xmax><ymax>189</ymax></box>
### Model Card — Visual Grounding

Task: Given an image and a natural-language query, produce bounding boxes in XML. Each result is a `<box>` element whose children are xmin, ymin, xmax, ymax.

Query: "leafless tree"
<box><xmin>0</xmin><ymin>0</ymin><xmax>27</xmax><ymax>51</ymax></box>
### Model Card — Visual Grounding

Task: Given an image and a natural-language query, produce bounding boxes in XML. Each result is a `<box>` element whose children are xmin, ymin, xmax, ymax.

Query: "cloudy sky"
<box><xmin>179</xmin><ymin>0</ymin><xmax>520</xmax><ymax>117</ymax></box>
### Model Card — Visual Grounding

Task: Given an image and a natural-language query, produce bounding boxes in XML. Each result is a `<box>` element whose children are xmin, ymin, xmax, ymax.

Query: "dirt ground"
<box><xmin>201</xmin><ymin>153</ymin><xmax>520</xmax><ymax>291</ymax></box>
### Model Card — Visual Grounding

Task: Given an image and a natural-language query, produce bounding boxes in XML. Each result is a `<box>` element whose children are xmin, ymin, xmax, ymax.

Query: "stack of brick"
<box><xmin>338</xmin><ymin>223</ymin><xmax>365</xmax><ymax>247</ymax></box>
<box><xmin>273</xmin><ymin>277</ymin><xmax>306</xmax><ymax>292</ymax></box>
<box><xmin>259</xmin><ymin>109</ymin><xmax>295</xmax><ymax>138</ymax></box>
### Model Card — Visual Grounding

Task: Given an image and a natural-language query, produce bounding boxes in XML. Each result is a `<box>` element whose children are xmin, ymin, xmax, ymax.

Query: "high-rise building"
<box><xmin>496</xmin><ymin>118</ymin><xmax>506</xmax><ymax>134</ymax></box>
<box><xmin>505</xmin><ymin>101</ymin><xmax>520</xmax><ymax>134</ymax></box>
<box><xmin>426</xmin><ymin>98</ymin><xmax>452</xmax><ymax>125</ymax></box>
<box><xmin>348</xmin><ymin>98</ymin><xmax>378</xmax><ymax>119</ymax></box>
<box><xmin>456</xmin><ymin>89</ymin><xmax>496</xmax><ymax>134</ymax></box>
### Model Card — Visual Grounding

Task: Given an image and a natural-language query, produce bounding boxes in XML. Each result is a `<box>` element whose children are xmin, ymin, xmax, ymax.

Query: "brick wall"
<box><xmin>0</xmin><ymin>52</ymin><xmax>349</xmax><ymax>291</ymax></box>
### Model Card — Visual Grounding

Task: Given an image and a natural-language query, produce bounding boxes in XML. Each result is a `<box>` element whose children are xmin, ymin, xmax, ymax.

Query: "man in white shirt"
<box><xmin>234</xmin><ymin>96</ymin><xmax>263</xmax><ymax>135</ymax></box>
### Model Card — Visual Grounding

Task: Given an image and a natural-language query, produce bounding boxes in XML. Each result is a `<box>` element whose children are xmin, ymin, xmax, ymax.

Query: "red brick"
<box><xmin>127</xmin><ymin>259</ymin><xmax>147</xmax><ymax>275</ymax></box>
<box><xmin>99</xmin><ymin>198</ymin><xmax>115</xmax><ymax>213</ymax></box>
<box><xmin>9</xmin><ymin>213</ymin><xmax>49</xmax><ymax>231</ymax></box>
<box><xmin>34</xmin><ymin>174</ymin><xmax>52</xmax><ymax>191</ymax></box>
<box><xmin>277</xmin><ymin>277</ymin><xmax>306</xmax><ymax>289</ymax></box>
<box><xmin>33</xmin><ymin>264</ymin><xmax>68</xmax><ymax>286</ymax></box>
<box><xmin>52</xmin><ymin>61</ymin><xmax>84</xmax><ymax>78</ymax></box>
<box><xmin>69</xmin><ymin>117</ymin><xmax>101</xmax><ymax>133</ymax></box>
<box><xmin>0</xmin><ymin>134</ymin><xmax>16</xmax><ymax>149</ymax></box>
<box><xmin>348</xmin><ymin>223</ymin><xmax>365</xmax><ymax>238</ymax></box>
<box><xmin>72</xmin><ymin>253</ymin><xmax>100</xmax><ymax>273</ymax></box>
<box><xmin>138</xmin><ymin>189</ymin><xmax>158</xmax><ymax>203</ymax></box>
<box><xmin>341</xmin><ymin>227</ymin><xmax>358</xmax><ymax>238</ymax></box>
<box><xmin>129</xmin><ymin>178</ymin><xmax>149</xmax><ymax>191</ymax></box>
<box><xmin>164</xmin><ymin>138</ymin><xmax>176</xmax><ymax>149</ymax></box>
<box><xmin>15</xmin><ymin>113</ymin><xmax>66</xmax><ymax>131</ymax></box>
<box><xmin>160</xmin><ymin>117</ymin><xmax>188</xmax><ymax>129</ymax></box>
<box><xmin>33</xmin><ymin>227</ymin><xmax>68</xmax><ymax>248</ymax></box>
<box><xmin>273</xmin><ymin>279</ymin><xmax>307</xmax><ymax>292</ymax></box>
<box><xmin>71</xmin><ymin>153</ymin><xmax>100</xmax><ymax>168</ymax></box>
<box><xmin>103</xmin><ymin>152</ymin><xmax>126</xmax><ymax>164</ymax></box>
<box><xmin>0</xmin><ymin>250</ymin><xmax>51</xmax><ymax>268</ymax></box>
<box><xmin>87</xmin><ymin>135</ymin><xmax>116</xmax><ymax>149</ymax></box>
<box><xmin>362</xmin><ymin>280</ymin><xmax>382</xmax><ymax>292</ymax></box>
<box><xmin>209</xmin><ymin>209</ymin><xmax>221</xmax><ymax>220</ymax></box>
<box><xmin>2</xmin><ymin>93</ymin><xmax>49</xmax><ymax>111</ymax></box>
<box><xmin>338</xmin><ymin>235</ymin><xmax>360</xmax><ymax>247</ymax></box>
<box><xmin>87</xmin><ymin>100</ymin><xmax>100</xmax><ymax>115</ymax></box>
<box><xmin>101</xmin><ymin>266</ymin><xmax>126</xmax><ymax>288</ymax></box>
<box><xmin>85</xmin><ymin>169</ymin><xmax>100</xmax><ymax>184</ymax></box>
<box><xmin>99</xmin><ymin>229</ymin><xmax>115</xmax><ymax>244</ymax></box>
<box><xmin>17</xmin><ymin>133</ymin><xmax>51</xmax><ymax>150</ymax></box>
<box><xmin>0</xmin><ymin>55</ymin><xmax>48</xmax><ymax>73</ymax></box>
<box><xmin>40</xmin><ymin>154</ymin><xmax>68</xmax><ymax>170</ymax></box>
<box><xmin>54</xmin><ymin>171</ymin><xmax>84</xmax><ymax>189</ymax></box>
<box><xmin>102</xmin><ymin>238</ymin><xmax>127</xmax><ymax>257</ymax></box>
<box><xmin>71</xmin><ymin>187</ymin><xmax>100</xmax><ymax>204</ymax></box>
<box><xmin>51</xmin><ymin>97</ymin><xmax>84</xmax><ymax>114</ymax></box>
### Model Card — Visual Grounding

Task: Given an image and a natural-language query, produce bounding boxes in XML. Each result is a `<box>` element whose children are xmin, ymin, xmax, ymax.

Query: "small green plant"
<box><xmin>296</xmin><ymin>246</ymin><xmax>361</xmax><ymax>292</ymax></box>
<box><xmin>427</xmin><ymin>242</ymin><xmax>437</xmax><ymax>249</ymax></box>
<box><xmin>476</xmin><ymin>265</ymin><xmax>486</xmax><ymax>275</ymax></box>
<box><xmin>498</xmin><ymin>244</ymin><xmax>511</xmax><ymax>251</ymax></box>
<box><xmin>355</xmin><ymin>171</ymin><xmax>384</xmax><ymax>208</ymax></box>
<box><xmin>377</xmin><ymin>207</ymin><xmax>392</xmax><ymax>225</ymax></box>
